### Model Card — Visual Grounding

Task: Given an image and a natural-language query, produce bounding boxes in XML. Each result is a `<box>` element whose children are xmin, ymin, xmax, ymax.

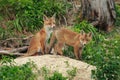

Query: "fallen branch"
<box><xmin>0</xmin><ymin>46</ymin><xmax>28</xmax><ymax>56</ymax></box>
<box><xmin>0</xmin><ymin>50</ymin><xmax>24</xmax><ymax>56</ymax></box>
<box><xmin>0</xmin><ymin>35</ymin><xmax>33</xmax><ymax>44</ymax></box>
<box><xmin>8</xmin><ymin>46</ymin><xmax>28</xmax><ymax>53</ymax></box>
<box><xmin>0</xmin><ymin>35</ymin><xmax>33</xmax><ymax>49</ymax></box>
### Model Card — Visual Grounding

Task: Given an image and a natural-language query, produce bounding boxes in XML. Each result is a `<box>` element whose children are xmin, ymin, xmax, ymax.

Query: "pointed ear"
<box><xmin>52</xmin><ymin>13</ymin><xmax>56</xmax><ymax>19</ymax></box>
<box><xmin>88</xmin><ymin>32</ymin><xmax>92</xmax><ymax>37</ymax></box>
<box><xmin>80</xmin><ymin>30</ymin><xmax>84</xmax><ymax>35</ymax></box>
<box><xmin>43</xmin><ymin>15</ymin><xmax>48</xmax><ymax>21</ymax></box>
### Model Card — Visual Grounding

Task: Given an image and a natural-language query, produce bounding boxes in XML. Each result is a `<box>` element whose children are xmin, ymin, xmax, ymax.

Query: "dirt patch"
<box><xmin>15</xmin><ymin>55</ymin><xmax>96</xmax><ymax>80</ymax></box>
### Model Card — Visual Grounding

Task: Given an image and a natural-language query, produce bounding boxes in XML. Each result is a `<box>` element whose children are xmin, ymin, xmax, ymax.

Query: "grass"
<box><xmin>0</xmin><ymin>56</ymin><xmax>37</xmax><ymax>80</ymax></box>
<box><xmin>0</xmin><ymin>0</ymin><xmax>70</xmax><ymax>39</ymax></box>
<box><xmin>62</xmin><ymin>20</ymin><xmax>120</xmax><ymax>80</ymax></box>
<box><xmin>67</xmin><ymin>67</ymin><xmax>77</xmax><ymax>79</ymax></box>
<box><xmin>0</xmin><ymin>1</ymin><xmax>120</xmax><ymax>80</ymax></box>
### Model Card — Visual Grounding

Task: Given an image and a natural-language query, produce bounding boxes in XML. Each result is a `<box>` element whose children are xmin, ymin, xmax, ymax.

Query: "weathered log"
<box><xmin>8</xmin><ymin>46</ymin><xmax>28</xmax><ymax>53</ymax></box>
<box><xmin>0</xmin><ymin>35</ymin><xmax>33</xmax><ymax>49</ymax></box>
<box><xmin>0</xmin><ymin>46</ymin><xmax>28</xmax><ymax>57</ymax></box>
<box><xmin>0</xmin><ymin>50</ymin><xmax>24</xmax><ymax>56</ymax></box>
<box><xmin>80</xmin><ymin>0</ymin><xmax>116</xmax><ymax>31</ymax></box>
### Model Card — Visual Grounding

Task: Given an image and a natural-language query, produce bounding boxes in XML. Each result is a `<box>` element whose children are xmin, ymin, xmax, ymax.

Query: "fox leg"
<box><xmin>39</xmin><ymin>42</ymin><xmax>45</xmax><ymax>55</ymax></box>
<box><xmin>74</xmin><ymin>47</ymin><xmax>79</xmax><ymax>60</ymax></box>
<box><xmin>54</xmin><ymin>42</ymin><xmax>64</xmax><ymax>55</ymax></box>
<box><xmin>47</xmin><ymin>32</ymin><xmax>56</xmax><ymax>54</ymax></box>
<box><xmin>78</xmin><ymin>47</ymin><xmax>83</xmax><ymax>59</ymax></box>
<box><xmin>54</xmin><ymin>44</ymin><xmax>58</xmax><ymax>55</ymax></box>
<box><xmin>41</xmin><ymin>46</ymin><xmax>45</xmax><ymax>55</ymax></box>
<box><xmin>45</xmin><ymin>46</ymin><xmax>49</xmax><ymax>54</ymax></box>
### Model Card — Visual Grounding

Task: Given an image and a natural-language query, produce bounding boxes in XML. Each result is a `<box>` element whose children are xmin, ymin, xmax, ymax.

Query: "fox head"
<box><xmin>79</xmin><ymin>31</ymin><xmax>92</xmax><ymax>46</ymax></box>
<box><xmin>43</xmin><ymin>14</ymin><xmax>56</xmax><ymax>31</ymax></box>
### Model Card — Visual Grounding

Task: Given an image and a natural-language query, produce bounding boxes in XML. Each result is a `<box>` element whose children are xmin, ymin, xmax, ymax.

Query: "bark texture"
<box><xmin>80</xmin><ymin>0</ymin><xmax>116</xmax><ymax>31</ymax></box>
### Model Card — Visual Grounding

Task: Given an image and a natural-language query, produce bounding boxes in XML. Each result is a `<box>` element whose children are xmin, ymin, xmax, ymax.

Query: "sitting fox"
<box><xmin>23</xmin><ymin>14</ymin><xmax>56</xmax><ymax>57</ymax></box>
<box><xmin>48</xmin><ymin>28</ymin><xmax>92</xmax><ymax>59</ymax></box>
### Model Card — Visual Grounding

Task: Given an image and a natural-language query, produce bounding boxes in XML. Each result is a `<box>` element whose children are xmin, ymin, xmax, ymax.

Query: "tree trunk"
<box><xmin>80</xmin><ymin>0</ymin><xmax>116</xmax><ymax>31</ymax></box>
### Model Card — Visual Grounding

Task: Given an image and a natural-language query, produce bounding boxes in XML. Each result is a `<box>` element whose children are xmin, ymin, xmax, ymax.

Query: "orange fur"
<box><xmin>23</xmin><ymin>14</ymin><xmax>56</xmax><ymax>57</ymax></box>
<box><xmin>48</xmin><ymin>28</ymin><xmax>92</xmax><ymax>59</ymax></box>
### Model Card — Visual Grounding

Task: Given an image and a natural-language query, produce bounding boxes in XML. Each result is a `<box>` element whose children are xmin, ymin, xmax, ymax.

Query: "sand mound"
<box><xmin>15</xmin><ymin>55</ymin><xmax>96</xmax><ymax>80</ymax></box>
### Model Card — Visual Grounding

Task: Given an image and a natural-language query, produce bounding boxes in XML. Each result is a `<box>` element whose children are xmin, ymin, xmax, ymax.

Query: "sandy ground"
<box><xmin>14</xmin><ymin>54</ymin><xmax>96</xmax><ymax>80</ymax></box>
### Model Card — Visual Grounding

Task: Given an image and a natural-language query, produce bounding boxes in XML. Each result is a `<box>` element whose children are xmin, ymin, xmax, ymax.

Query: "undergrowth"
<box><xmin>0</xmin><ymin>1</ymin><xmax>120</xmax><ymax>80</ymax></box>
<box><xmin>0</xmin><ymin>56</ymin><xmax>76</xmax><ymax>80</ymax></box>
<box><xmin>0</xmin><ymin>0</ymin><xmax>70</xmax><ymax>39</ymax></box>
<box><xmin>40</xmin><ymin>66</ymin><xmax>77</xmax><ymax>80</ymax></box>
<box><xmin>115</xmin><ymin>4</ymin><xmax>120</xmax><ymax>26</ymax></box>
<box><xmin>0</xmin><ymin>56</ymin><xmax>37</xmax><ymax>80</ymax></box>
<box><xmin>65</xmin><ymin>21</ymin><xmax>120</xmax><ymax>80</ymax></box>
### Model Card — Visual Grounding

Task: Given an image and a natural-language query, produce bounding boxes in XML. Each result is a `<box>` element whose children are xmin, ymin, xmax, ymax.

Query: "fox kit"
<box><xmin>48</xmin><ymin>28</ymin><xmax>92</xmax><ymax>59</ymax></box>
<box><xmin>24</xmin><ymin>14</ymin><xmax>56</xmax><ymax>57</ymax></box>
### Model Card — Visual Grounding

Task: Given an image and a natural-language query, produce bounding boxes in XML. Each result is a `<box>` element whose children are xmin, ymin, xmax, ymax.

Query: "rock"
<box><xmin>15</xmin><ymin>55</ymin><xmax>96</xmax><ymax>80</ymax></box>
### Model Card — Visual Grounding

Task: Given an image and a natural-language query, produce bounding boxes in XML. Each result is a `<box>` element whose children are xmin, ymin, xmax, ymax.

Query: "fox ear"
<box><xmin>88</xmin><ymin>32</ymin><xmax>92</xmax><ymax>37</ymax></box>
<box><xmin>43</xmin><ymin>15</ymin><xmax>48</xmax><ymax>21</ymax></box>
<box><xmin>80</xmin><ymin>30</ymin><xmax>84</xmax><ymax>35</ymax></box>
<box><xmin>52</xmin><ymin>13</ymin><xmax>56</xmax><ymax>19</ymax></box>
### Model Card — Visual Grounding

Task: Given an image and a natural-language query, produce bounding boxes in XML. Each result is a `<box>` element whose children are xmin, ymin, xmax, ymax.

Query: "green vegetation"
<box><xmin>72</xmin><ymin>21</ymin><xmax>120</xmax><ymax>80</ymax></box>
<box><xmin>0</xmin><ymin>57</ymin><xmax>69</xmax><ymax>80</ymax></box>
<box><xmin>64</xmin><ymin>60</ymin><xmax>70</xmax><ymax>67</ymax></box>
<box><xmin>0</xmin><ymin>56</ymin><xmax>37</xmax><ymax>80</ymax></box>
<box><xmin>40</xmin><ymin>66</ymin><xmax>77</xmax><ymax>80</ymax></box>
<box><xmin>63</xmin><ymin>19</ymin><xmax>120</xmax><ymax>80</ymax></box>
<box><xmin>40</xmin><ymin>66</ymin><xmax>68</xmax><ymax>80</ymax></box>
<box><xmin>0</xmin><ymin>1</ymin><xmax>120</xmax><ymax>80</ymax></box>
<box><xmin>115</xmin><ymin>4</ymin><xmax>120</xmax><ymax>26</ymax></box>
<box><xmin>48</xmin><ymin>71</ymin><xmax>68</xmax><ymax>80</ymax></box>
<box><xmin>40</xmin><ymin>66</ymin><xmax>50</xmax><ymax>80</ymax></box>
<box><xmin>67</xmin><ymin>67</ymin><xmax>77</xmax><ymax>79</ymax></box>
<box><xmin>0</xmin><ymin>0</ymin><xmax>69</xmax><ymax>39</ymax></box>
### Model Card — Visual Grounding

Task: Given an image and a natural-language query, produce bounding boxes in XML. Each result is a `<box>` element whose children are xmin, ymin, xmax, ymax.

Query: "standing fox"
<box><xmin>48</xmin><ymin>28</ymin><xmax>92</xmax><ymax>59</ymax></box>
<box><xmin>23</xmin><ymin>14</ymin><xmax>56</xmax><ymax>57</ymax></box>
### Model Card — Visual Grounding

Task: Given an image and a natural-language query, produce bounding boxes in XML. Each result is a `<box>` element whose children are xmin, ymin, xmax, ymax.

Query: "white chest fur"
<box><xmin>45</xmin><ymin>28</ymin><xmax>53</xmax><ymax>44</ymax></box>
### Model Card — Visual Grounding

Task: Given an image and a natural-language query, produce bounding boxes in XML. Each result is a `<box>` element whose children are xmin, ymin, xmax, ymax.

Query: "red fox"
<box><xmin>23</xmin><ymin>14</ymin><xmax>56</xmax><ymax>57</ymax></box>
<box><xmin>48</xmin><ymin>28</ymin><xmax>92</xmax><ymax>59</ymax></box>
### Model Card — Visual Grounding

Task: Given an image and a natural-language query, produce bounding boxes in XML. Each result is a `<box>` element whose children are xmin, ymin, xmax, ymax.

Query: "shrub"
<box><xmin>41</xmin><ymin>66</ymin><xmax>50</xmax><ymax>80</ymax></box>
<box><xmin>91</xmin><ymin>37</ymin><xmax>120</xmax><ymax>80</ymax></box>
<box><xmin>49</xmin><ymin>71</ymin><xmax>68</xmax><ymax>80</ymax></box>
<box><xmin>115</xmin><ymin>4</ymin><xmax>120</xmax><ymax>26</ymax></box>
<box><xmin>0</xmin><ymin>56</ymin><xmax>37</xmax><ymax>80</ymax></box>
<box><xmin>40</xmin><ymin>66</ymin><xmax>68</xmax><ymax>80</ymax></box>
<box><xmin>63</xmin><ymin>21</ymin><xmax>120</xmax><ymax>80</ymax></box>
<box><xmin>80</xmin><ymin>27</ymin><xmax>120</xmax><ymax>80</ymax></box>
<box><xmin>0</xmin><ymin>0</ymin><xmax>69</xmax><ymax>39</ymax></box>
<box><xmin>14</xmin><ymin>0</ymin><xmax>67</xmax><ymax>31</ymax></box>
<box><xmin>67</xmin><ymin>67</ymin><xmax>77</xmax><ymax>79</ymax></box>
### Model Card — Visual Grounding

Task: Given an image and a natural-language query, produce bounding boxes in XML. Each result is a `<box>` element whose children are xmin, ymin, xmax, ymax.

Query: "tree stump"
<box><xmin>80</xmin><ymin>0</ymin><xmax>116</xmax><ymax>31</ymax></box>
